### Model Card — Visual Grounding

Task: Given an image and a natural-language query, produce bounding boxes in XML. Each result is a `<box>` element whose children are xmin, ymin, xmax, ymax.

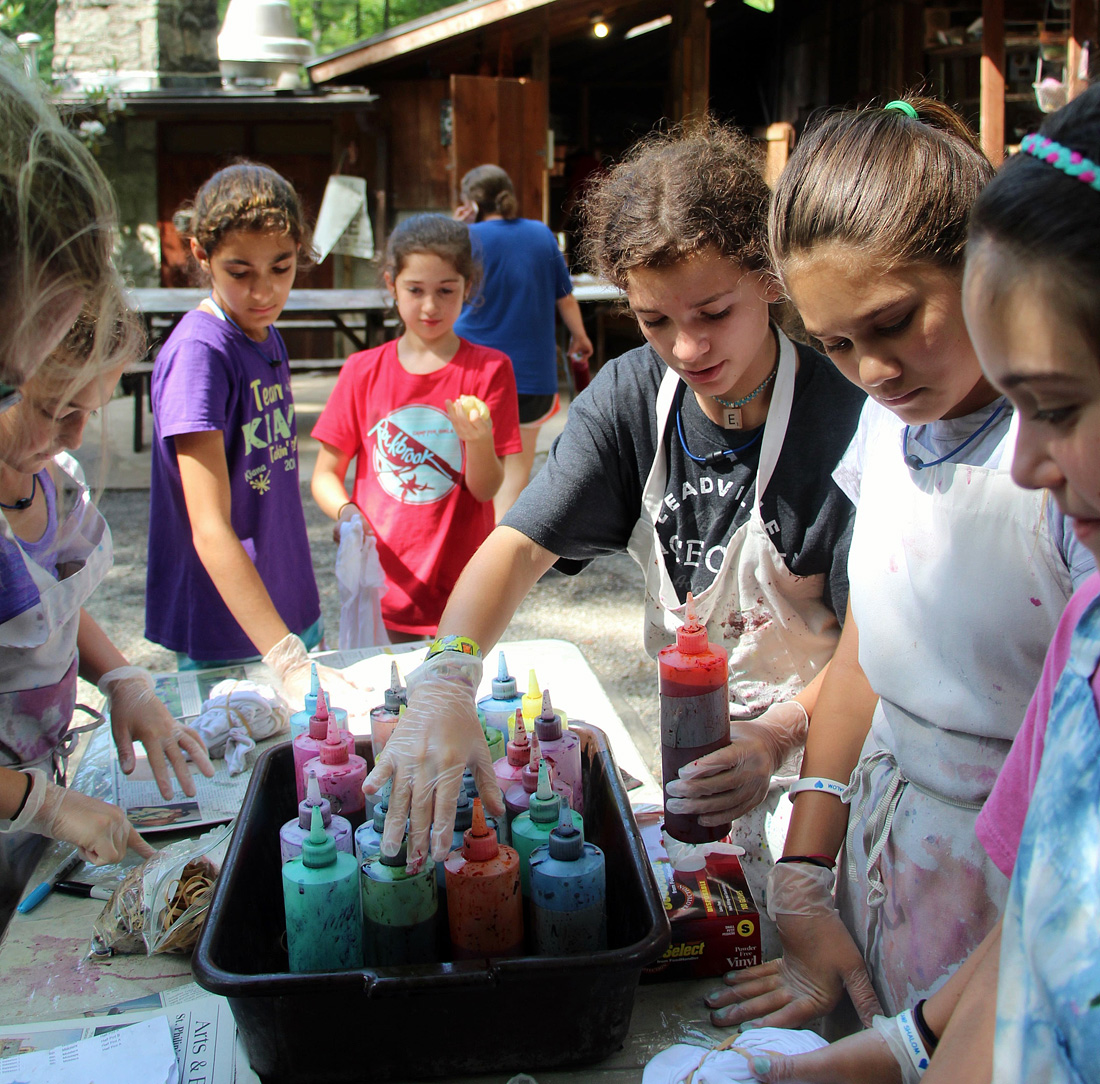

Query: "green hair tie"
<box><xmin>884</xmin><ymin>100</ymin><xmax>919</xmax><ymax>119</ymax></box>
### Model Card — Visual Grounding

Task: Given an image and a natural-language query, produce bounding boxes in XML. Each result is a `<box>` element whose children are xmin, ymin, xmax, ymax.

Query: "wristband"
<box><xmin>788</xmin><ymin>776</ymin><xmax>848</xmax><ymax>800</ymax></box>
<box><xmin>912</xmin><ymin>999</ymin><xmax>939</xmax><ymax>1053</ymax></box>
<box><xmin>777</xmin><ymin>854</ymin><xmax>836</xmax><ymax>869</ymax></box>
<box><xmin>896</xmin><ymin>1008</ymin><xmax>932</xmax><ymax>1074</ymax></box>
<box><xmin>337</xmin><ymin>501</ymin><xmax>357</xmax><ymax>520</ymax></box>
<box><xmin>425</xmin><ymin>635</ymin><xmax>482</xmax><ymax>661</ymax></box>
<box><xmin>11</xmin><ymin>772</ymin><xmax>32</xmax><ymax>820</ymax></box>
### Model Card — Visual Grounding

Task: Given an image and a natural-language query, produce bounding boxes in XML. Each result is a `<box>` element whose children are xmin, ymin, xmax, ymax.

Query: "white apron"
<box><xmin>839</xmin><ymin>407</ymin><xmax>1072</xmax><ymax>1014</ymax></box>
<box><xmin>627</xmin><ymin>331</ymin><xmax>841</xmax><ymax>958</ymax></box>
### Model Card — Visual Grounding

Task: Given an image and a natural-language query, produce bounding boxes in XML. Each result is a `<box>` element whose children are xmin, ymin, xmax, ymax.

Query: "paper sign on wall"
<box><xmin>313</xmin><ymin>175</ymin><xmax>374</xmax><ymax>261</ymax></box>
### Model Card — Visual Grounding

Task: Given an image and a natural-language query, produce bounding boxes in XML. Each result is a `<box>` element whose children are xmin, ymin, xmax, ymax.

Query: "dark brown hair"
<box><xmin>383</xmin><ymin>213</ymin><xmax>481</xmax><ymax>292</ymax></box>
<box><xmin>770</xmin><ymin>96</ymin><xmax>993</xmax><ymax>281</ymax></box>
<box><xmin>460</xmin><ymin>164</ymin><xmax>519</xmax><ymax>221</ymax></box>
<box><xmin>967</xmin><ymin>83</ymin><xmax>1100</xmax><ymax>359</ymax></box>
<box><xmin>579</xmin><ymin>116</ymin><xmax>770</xmax><ymax>289</ymax></box>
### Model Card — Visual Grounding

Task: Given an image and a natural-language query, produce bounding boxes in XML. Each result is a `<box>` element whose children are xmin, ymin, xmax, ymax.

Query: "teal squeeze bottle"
<box><xmin>361</xmin><ymin>837</ymin><xmax>437</xmax><ymax>966</ymax></box>
<box><xmin>282</xmin><ymin>805</ymin><xmax>362</xmax><ymax>972</ymax></box>
<box><xmin>510</xmin><ymin>760</ymin><xmax>584</xmax><ymax>897</ymax></box>
<box><xmin>478</xmin><ymin>651</ymin><xmax>526</xmax><ymax>742</ymax></box>
<box><xmin>529</xmin><ymin>804</ymin><xmax>607</xmax><ymax>955</ymax></box>
<box><xmin>355</xmin><ymin>781</ymin><xmax>396</xmax><ymax>863</ymax></box>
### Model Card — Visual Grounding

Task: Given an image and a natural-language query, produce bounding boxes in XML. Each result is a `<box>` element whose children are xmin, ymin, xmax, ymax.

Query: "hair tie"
<box><xmin>884</xmin><ymin>100</ymin><xmax>919</xmax><ymax>120</ymax></box>
<box><xmin>1020</xmin><ymin>133</ymin><xmax>1100</xmax><ymax>192</ymax></box>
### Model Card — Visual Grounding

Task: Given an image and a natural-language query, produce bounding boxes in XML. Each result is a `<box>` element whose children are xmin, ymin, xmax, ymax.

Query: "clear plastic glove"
<box><xmin>99</xmin><ymin>666</ymin><xmax>215</xmax><ymax>801</ymax></box>
<box><xmin>666</xmin><ymin>702</ymin><xmax>809</xmax><ymax>825</ymax></box>
<box><xmin>707</xmin><ymin>862</ymin><xmax>883</xmax><ymax>1030</ymax></box>
<box><xmin>13</xmin><ymin>769</ymin><xmax>155</xmax><ymax>864</ymax></box>
<box><xmin>364</xmin><ymin>649</ymin><xmax>503</xmax><ymax>873</ymax></box>
<box><xmin>262</xmin><ymin>632</ymin><xmax>369</xmax><ymax>714</ymax></box>
<box><xmin>749</xmin><ymin>1022</ymin><xmax>904</xmax><ymax>1083</ymax></box>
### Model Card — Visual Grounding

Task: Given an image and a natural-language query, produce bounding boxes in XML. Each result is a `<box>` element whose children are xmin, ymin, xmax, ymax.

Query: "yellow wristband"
<box><xmin>426</xmin><ymin>635</ymin><xmax>481</xmax><ymax>660</ymax></box>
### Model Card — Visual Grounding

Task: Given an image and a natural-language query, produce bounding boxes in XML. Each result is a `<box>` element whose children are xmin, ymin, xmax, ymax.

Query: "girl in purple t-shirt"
<box><xmin>145</xmin><ymin>163</ymin><xmax>351</xmax><ymax>708</ymax></box>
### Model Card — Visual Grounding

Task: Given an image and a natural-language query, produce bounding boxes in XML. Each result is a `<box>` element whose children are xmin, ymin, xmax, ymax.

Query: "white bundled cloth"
<box><xmin>190</xmin><ymin>680</ymin><xmax>290</xmax><ymax>775</ymax></box>
<box><xmin>643</xmin><ymin>1028</ymin><xmax>828</xmax><ymax>1084</ymax></box>
<box><xmin>335</xmin><ymin>514</ymin><xmax>389</xmax><ymax>650</ymax></box>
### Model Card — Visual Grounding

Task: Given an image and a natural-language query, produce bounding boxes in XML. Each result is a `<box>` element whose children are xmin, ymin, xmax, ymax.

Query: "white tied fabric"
<box><xmin>335</xmin><ymin>514</ymin><xmax>389</xmax><ymax>649</ymax></box>
<box><xmin>642</xmin><ymin>1029</ymin><xmax>829</xmax><ymax>1084</ymax></box>
<box><xmin>190</xmin><ymin>680</ymin><xmax>290</xmax><ymax>774</ymax></box>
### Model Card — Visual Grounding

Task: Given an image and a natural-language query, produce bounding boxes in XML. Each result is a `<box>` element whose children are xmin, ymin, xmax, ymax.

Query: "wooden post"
<box><xmin>671</xmin><ymin>0</ymin><xmax>710</xmax><ymax>122</ymax></box>
<box><xmin>1068</xmin><ymin>0</ymin><xmax>1097</xmax><ymax>100</ymax></box>
<box><xmin>980</xmin><ymin>0</ymin><xmax>1005</xmax><ymax>166</ymax></box>
<box><xmin>763</xmin><ymin>122</ymin><xmax>795</xmax><ymax>187</ymax></box>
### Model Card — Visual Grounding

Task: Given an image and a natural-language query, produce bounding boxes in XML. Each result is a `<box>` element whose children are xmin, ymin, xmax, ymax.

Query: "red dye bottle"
<box><xmin>659</xmin><ymin>592</ymin><xmax>731</xmax><ymax>843</ymax></box>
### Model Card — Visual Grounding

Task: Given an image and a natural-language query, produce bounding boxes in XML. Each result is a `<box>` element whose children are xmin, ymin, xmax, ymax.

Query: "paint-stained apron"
<box><xmin>627</xmin><ymin>330</ymin><xmax>840</xmax><ymax>958</ymax></box>
<box><xmin>839</xmin><ymin>407</ymin><xmax>1072</xmax><ymax>1013</ymax></box>
<box><xmin>994</xmin><ymin>593</ymin><xmax>1100</xmax><ymax>1084</ymax></box>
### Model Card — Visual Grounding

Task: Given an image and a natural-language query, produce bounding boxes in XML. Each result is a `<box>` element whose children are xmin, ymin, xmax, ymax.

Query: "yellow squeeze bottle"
<box><xmin>521</xmin><ymin>670</ymin><xmax>544</xmax><ymax>731</ymax></box>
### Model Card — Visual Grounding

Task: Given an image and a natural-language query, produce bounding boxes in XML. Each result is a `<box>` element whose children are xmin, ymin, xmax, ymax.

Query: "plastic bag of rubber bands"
<box><xmin>88</xmin><ymin>821</ymin><xmax>233</xmax><ymax>958</ymax></box>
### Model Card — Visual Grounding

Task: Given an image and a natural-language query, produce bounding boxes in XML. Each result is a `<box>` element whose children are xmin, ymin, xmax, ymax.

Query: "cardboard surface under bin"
<box><xmin>193</xmin><ymin>725</ymin><xmax>671</xmax><ymax>1083</ymax></box>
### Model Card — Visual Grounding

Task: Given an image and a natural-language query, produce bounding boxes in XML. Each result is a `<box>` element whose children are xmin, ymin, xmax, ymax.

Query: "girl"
<box><xmin>708</xmin><ymin>98</ymin><xmax>1092</xmax><ymax>1039</ymax></box>
<box><xmin>145</xmin><ymin>163</ymin><xmax>346</xmax><ymax>705</ymax></box>
<box><xmin>311</xmin><ymin>213</ymin><xmax>522</xmax><ymax>642</ymax></box>
<box><xmin>367</xmin><ymin>122</ymin><xmax>867</xmax><ymax>921</ymax></box>
<box><xmin>453</xmin><ymin>165</ymin><xmax>593</xmax><ymax>518</ymax></box>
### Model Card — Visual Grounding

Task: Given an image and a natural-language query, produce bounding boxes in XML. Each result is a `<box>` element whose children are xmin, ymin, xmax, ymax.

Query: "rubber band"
<box><xmin>1021</xmin><ymin>133</ymin><xmax>1100</xmax><ymax>192</ymax></box>
<box><xmin>788</xmin><ymin>776</ymin><xmax>848</xmax><ymax>799</ymax></box>
<box><xmin>884</xmin><ymin>100</ymin><xmax>919</xmax><ymax>119</ymax></box>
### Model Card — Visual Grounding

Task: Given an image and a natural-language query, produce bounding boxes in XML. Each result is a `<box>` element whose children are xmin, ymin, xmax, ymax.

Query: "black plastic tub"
<box><xmin>193</xmin><ymin>724</ymin><xmax>670</xmax><ymax>1083</ymax></box>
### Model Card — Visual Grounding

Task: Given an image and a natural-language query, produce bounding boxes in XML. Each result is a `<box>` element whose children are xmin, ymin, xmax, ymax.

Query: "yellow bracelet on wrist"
<box><xmin>425</xmin><ymin>635</ymin><xmax>481</xmax><ymax>660</ymax></box>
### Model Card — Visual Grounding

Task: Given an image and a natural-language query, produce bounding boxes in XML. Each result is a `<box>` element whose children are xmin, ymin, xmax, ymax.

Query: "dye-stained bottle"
<box><xmin>510</xmin><ymin>761</ymin><xmax>584</xmax><ymax>897</ymax></box>
<box><xmin>477</xmin><ymin>651</ymin><xmax>526</xmax><ymax>742</ymax></box>
<box><xmin>504</xmin><ymin>734</ymin><xmax>571</xmax><ymax>841</ymax></box>
<box><xmin>355</xmin><ymin>780</ymin><xmax>394</xmax><ymax>864</ymax></box>
<box><xmin>280</xmin><ymin>768</ymin><xmax>354</xmax><ymax>864</ymax></box>
<box><xmin>659</xmin><ymin>592</ymin><xmax>731</xmax><ymax>843</ymax></box>
<box><xmin>282</xmin><ymin>805</ymin><xmax>362</xmax><ymax>972</ymax></box>
<box><xmin>290</xmin><ymin>668</ymin><xmax>350</xmax><ymax>743</ymax></box>
<box><xmin>292</xmin><ymin>689</ymin><xmax>355</xmax><ymax>803</ymax></box>
<box><xmin>444</xmin><ymin>798</ymin><xmax>524</xmax><ymax>959</ymax></box>
<box><xmin>533</xmin><ymin>688</ymin><xmax>584</xmax><ymax>814</ymax></box>
<box><xmin>520</xmin><ymin>669</ymin><xmax>544</xmax><ymax>732</ymax></box>
<box><xmin>530</xmin><ymin>804</ymin><xmax>607</xmax><ymax>955</ymax></box>
<box><xmin>494</xmin><ymin>709</ymin><xmax>530</xmax><ymax>790</ymax></box>
<box><xmin>361</xmin><ymin>837</ymin><xmax>437</xmax><ymax>966</ymax></box>
<box><xmin>304</xmin><ymin>709</ymin><xmax>368</xmax><ymax>825</ymax></box>
<box><xmin>369</xmin><ymin>660</ymin><xmax>407</xmax><ymax>757</ymax></box>
<box><xmin>482</xmin><ymin>715</ymin><xmax>506</xmax><ymax>763</ymax></box>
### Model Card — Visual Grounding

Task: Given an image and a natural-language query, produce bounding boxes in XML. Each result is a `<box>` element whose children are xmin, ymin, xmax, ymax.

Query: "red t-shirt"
<box><xmin>312</xmin><ymin>338</ymin><xmax>521</xmax><ymax>634</ymax></box>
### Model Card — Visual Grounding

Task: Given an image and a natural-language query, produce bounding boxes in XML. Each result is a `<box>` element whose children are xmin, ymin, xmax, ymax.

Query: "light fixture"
<box><xmin>625</xmin><ymin>14</ymin><xmax>671</xmax><ymax>39</ymax></box>
<box><xmin>590</xmin><ymin>13</ymin><xmax>610</xmax><ymax>38</ymax></box>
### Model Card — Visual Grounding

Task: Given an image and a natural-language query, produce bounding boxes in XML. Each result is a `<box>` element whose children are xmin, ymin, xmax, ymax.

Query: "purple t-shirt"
<box><xmin>145</xmin><ymin>310</ymin><xmax>320</xmax><ymax>660</ymax></box>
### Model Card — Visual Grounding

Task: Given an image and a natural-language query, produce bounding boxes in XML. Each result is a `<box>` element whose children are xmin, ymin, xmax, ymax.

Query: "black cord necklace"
<box><xmin>0</xmin><ymin>473</ymin><xmax>37</xmax><ymax>511</ymax></box>
<box><xmin>206</xmin><ymin>296</ymin><xmax>286</xmax><ymax>368</ymax></box>
<box><xmin>902</xmin><ymin>403</ymin><xmax>1006</xmax><ymax>471</ymax></box>
<box><xmin>675</xmin><ymin>382</ymin><xmax>763</xmax><ymax>467</ymax></box>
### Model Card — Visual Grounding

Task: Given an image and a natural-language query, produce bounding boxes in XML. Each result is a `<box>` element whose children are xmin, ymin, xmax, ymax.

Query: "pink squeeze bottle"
<box><xmin>533</xmin><ymin>688</ymin><xmax>583</xmax><ymax>814</ymax></box>
<box><xmin>493</xmin><ymin>709</ymin><xmax>530</xmax><ymax>790</ymax></box>
<box><xmin>303</xmin><ymin>709</ymin><xmax>368</xmax><ymax>825</ymax></box>
<box><xmin>292</xmin><ymin>690</ymin><xmax>355</xmax><ymax>803</ymax></box>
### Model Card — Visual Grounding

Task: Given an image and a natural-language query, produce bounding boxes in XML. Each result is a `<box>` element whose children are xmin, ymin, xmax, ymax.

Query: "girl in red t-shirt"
<box><xmin>311</xmin><ymin>214</ymin><xmax>521</xmax><ymax>642</ymax></box>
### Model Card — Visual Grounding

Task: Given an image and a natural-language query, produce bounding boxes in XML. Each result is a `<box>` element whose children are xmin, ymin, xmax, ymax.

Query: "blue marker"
<box><xmin>17</xmin><ymin>849</ymin><xmax>82</xmax><ymax>914</ymax></box>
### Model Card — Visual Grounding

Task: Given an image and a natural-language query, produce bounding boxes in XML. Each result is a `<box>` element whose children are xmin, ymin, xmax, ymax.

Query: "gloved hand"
<box><xmin>665</xmin><ymin>702</ymin><xmax>809</xmax><ymax>825</ymax></box>
<box><xmin>262</xmin><ymin>632</ymin><xmax>370</xmax><ymax>714</ymax></box>
<box><xmin>707</xmin><ymin>861</ymin><xmax>883</xmax><ymax>1030</ymax></box>
<box><xmin>12</xmin><ymin>769</ymin><xmax>155</xmax><ymax>864</ymax></box>
<box><xmin>364</xmin><ymin>648</ymin><xmax>503</xmax><ymax>873</ymax></box>
<box><xmin>748</xmin><ymin>1021</ymin><xmax>904</xmax><ymax>1083</ymax></box>
<box><xmin>100</xmin><ymin>666</ymin><xmax>215</xmax><ymax>801</ymax></box>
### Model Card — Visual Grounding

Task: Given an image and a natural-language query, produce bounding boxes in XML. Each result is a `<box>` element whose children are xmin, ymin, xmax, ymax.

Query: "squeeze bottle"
<box><xmin>482</xmin><ymin>715</ymin><xmax>506</xmax><ymax>763</ymax></box>
<box><xmin>444</xmin><ymin>798</ymin><xmax>524</xmax><ymax>959</ymax></box>
<box><xmin>289</xmin><ymin>668</ymin><xmax>349</xmax><ymax>743</ymax></box>
<box><xmin>304</xmin><ymin>709</ymin><xmax>368</xmax><ymax>824</ymax></box>
<box><xmin>355</xmin><ymin>780</ymin><xmax>394</xmax><ymax>863</ymax></box>
<box><xmin>503</xmin><ymin>735</ymin><xmax>571</xmax><ymax>841</ymax></box>
<box><xmin>530</xmin><ymin>804</ymin><xmax>607</xmax><ymax>955</ymax></box>
<box><xmin>292</xmin><ymin>690</ymin><xmax>355</xmax><ymax>803</ymax></box>
<box><xmin>369</xmin><ymin>661</ymin><xmax>406</xmax><ymax>756</ymax></box>
<box><xmin>510</xmin><ymin>761</ymin><xmax>584</xmax><ymax>897</ymax></box>
<box><xmin>282</xmin><ymin>805</ymin><xmax>362</xmax><ymax>972</ymax></box>
<box><xmin>477</xmin><ymin>651</ymin><xmax>525</xmax><ymax>741</ymax></box>
<box><xmin>520</xmin><ymin>669</ymin><xmax>544</xmax><ymax>731</ymax></box>
<box><xmin>493</xmin><ymin>709</ymin><xmax>530</xmax><ymax>789</ymax></box>
<box><xmin>280</xmin><ymin>768</ymin><xmax>353</xmax><ymax>864</ymax></box>
<box><xmin>659</xmin><ymin>592</ymin><xmax>731</xmax><ymax>843</ymax></box>
<box><xmin>533</xmin><ymin>688</ymin><xmax>583</xmax><ymax>814</ymax></box>
<box><xmin>361</xmin><ymin>837</ymin><xmax>437</xmax><ymax>966</ymax></box>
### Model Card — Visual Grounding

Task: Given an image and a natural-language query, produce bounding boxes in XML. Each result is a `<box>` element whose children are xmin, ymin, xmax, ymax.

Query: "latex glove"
<box><xmin>100</xmin><ymin>666</ymin><xmax>215</xmax><ymax>801</ymax></box>
<box><xmin>262</xmin><ymin>632</ymin><xmax>369</xmax><ymax>714</ymax></box>
<box><xmin>12</xmin><ymin>768</ymin><xmax>155</xmax><ymax>864</ymax></box>
<box><xmin>364</xmin><ymin>648</ymin><xmax>503</xmax><ymax>873</ymax></box>
<box><xmin>749</xmin><ymin>1022</ymin><xmax>904</xmax><ymax>1083</ymax></box>
<box><xmin>707</xmin><ymin>862</ymin><xmax>883</xmax><ymax>1030</ymax></box>
<box><xmin>665</xmin><ymin>702</ymin><xmax>809</xmax><ymax>825</ymax></box>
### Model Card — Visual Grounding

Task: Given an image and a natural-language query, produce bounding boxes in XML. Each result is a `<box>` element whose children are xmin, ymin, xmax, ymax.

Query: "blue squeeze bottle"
<box><xmin>355</xmin><ymin>780</ymin><xmax>394</xmax><ymax>864</ymax></box>
<box><xmin>478</xmin><ymin>651</ymin><xmax>526</xmax><ymax>742</ymax></box>
<box><xmin>280</xmin><ymin>768</ymin><xmax>354</xmax><ymax>864</ymax></box>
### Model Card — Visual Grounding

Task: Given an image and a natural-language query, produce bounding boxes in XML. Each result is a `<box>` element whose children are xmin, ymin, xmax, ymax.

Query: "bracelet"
<box><xmin>912</xmin><ymin>999</ymin><xmax>939</xmax><ymax>1053</ymax></box>
<box><xmin>777</xmin><ymin>854</ymin><xmax>836</xmax><ymax>869</ymax></box>
<box><xmin>11</xmin><ymin>772</ymin><xmax>32</xmax><ymax>820</ymax></box>
<box><xmin>896</xmin><ymin>1008</ymin><xmax>932</xmax><ymax>1074</ymax></box>
<box><xmin>788</xmin><ymin>776</ymin><xmax>848</xmax><ymax>800</ymax></box>
<box><xmin>425</xmin><ymin>635</ymin><xmax>482</xmax><ymax>661</ymax></box>
<box><xmin>336</xmin><ymin>501</ymin><xmax>357</xmax><ymax>519</ymax></box>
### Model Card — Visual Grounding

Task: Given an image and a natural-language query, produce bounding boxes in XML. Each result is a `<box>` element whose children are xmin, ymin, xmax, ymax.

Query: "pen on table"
<box><xmin>16</xmin><ymin>849</ymin><xmax>82</xmax><ymax>914</ymax></box>
<box><xmin>53</xmin><ymin>881</ymin><xmax>113</xmax><ymax>901</ymax></box>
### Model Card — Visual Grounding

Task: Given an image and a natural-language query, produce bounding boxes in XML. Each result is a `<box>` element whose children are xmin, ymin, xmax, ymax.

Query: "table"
<box><xmin>0</xmin><ymin>641</ymin><xmax>727</xmax><ymax>1080</ymax></box>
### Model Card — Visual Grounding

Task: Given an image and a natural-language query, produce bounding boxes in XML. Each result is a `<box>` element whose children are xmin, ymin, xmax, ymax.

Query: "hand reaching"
<box><xmin>749</xmin><ymin>1022</ymin><xmax>905</xmax><ymax>1083</ymax></box>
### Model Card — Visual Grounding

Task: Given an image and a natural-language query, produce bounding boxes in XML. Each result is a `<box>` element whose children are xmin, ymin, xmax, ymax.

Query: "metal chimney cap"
<box><xmin>218</xmin><ymin>0</ymin><xmax>314</xmax><ymax>66</ymax></box>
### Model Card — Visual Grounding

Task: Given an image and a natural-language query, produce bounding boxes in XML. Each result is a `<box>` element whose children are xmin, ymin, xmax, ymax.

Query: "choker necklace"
<box><xmin>711</xmin><ymin>360</ymin><xmax>778</xmax><ymax>430</ymax></box>
<box><xmin>205</xmin><ymin>297</ymin><xmax>285</xmax><ymax>368</ymax></box>
<box><xmin>902</xmin><ymin>403</ymin><xmax>1007</xmax><ymax>471</ymax></box>
<box><xmin>676</xmin><ymin>382</ymin><xmax>762</xmax><ymax>467</ymax></box>
<box><xmin>0</xmin><ymin>473</ymin><xmax>37</xmax><ymax>511</ymax></box>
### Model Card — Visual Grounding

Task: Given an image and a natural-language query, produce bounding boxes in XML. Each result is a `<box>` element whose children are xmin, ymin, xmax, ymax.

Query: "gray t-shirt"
<box><xmin>503</xmin><ymin>339</ymin><xmax>867</xmax><ymax>621</ymax></box>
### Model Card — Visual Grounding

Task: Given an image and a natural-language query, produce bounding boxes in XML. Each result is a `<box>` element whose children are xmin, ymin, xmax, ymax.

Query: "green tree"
<box><xmin>0</xmin><ymin>0</ymin><xmax>56</xmax><ymax>78</ymax></box>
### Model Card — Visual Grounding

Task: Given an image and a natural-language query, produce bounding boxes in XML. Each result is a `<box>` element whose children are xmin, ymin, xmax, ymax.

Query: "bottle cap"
<box><xmin>371</xmin><ymin>780</ymin><xmax>392</xmax><ymax>831</ymax></box>
<box><xmin>506</xmin><ymin>710</ymin><xmax>530</xmax><ymax>766</ymax></box>
<box><xmin>548</xmin><ymin>802</ymin><xmax>584</xmax><ymax>861</ymax></box>
<box><xmin>522</xmin><ymin>669</ymin><xmax>542</xmax><ymax>718</ymax></box>
<box><xmin>319</xmin><ymin>710</ymin><xmax>348</xmax><ymax>765</ymax></box>
<box><xmin>454</xmin><ymin>788</ymin><xmax>474</xmax><ymax>834</ymax></box>
<box><xmin>522</xmin><ymin>734</ymin><xmax>543</xmax><ymax>793</ymax></box>
<box><xmin>298</xmin><ymin>769</ymin><xmax>333</xmax><ymax>828</ymax></box>
<box><xmin>462</xmin><ymin>798</ymin><xmax>499</xmax><ymax>862</ymax></box>
<box><xmin>491</xmin><ymin>651</ymin><xmax>518</xmax><ymax>700</ymax></box>
<box><xmin>308</xmin><ymin>687</ymin><xmax>330</xmax><ymax>738</ymax></box>
<box><xmin>527</xmin><ymin>760</ymin><xmax>561</xmax><ymax>824</ymax></box>
<box><xmin>534</xmin><ymin>688</ymin><xmax>563</xmax><ymax>742</ymax></box>
<box><xmin>462</xmin><ymin>768</ymin><xmax>479</xmax><ymax>798</ymax></box>
<box><xmin>675</xmin><ymin>592</ymin><xmax>709</xmax><ymax>654</ymax></box>
<box><xmin>378</xmin><ymin>836</ymin><xmax>408</xmax><ymax>869</ymax></box>
<box><xmin>301</xmin><ymin>804</ymin><xmax>337</xmax><ymax>867</ymax></box>
<box><xmin>383</xmin><ymin>660</ymin><xmax>405</xmax><ymax>712</ymax></box>
<box><xmin>304</xmin><ymin>662</ymin><xmax>320</xmax><ymax>716</ymax></box>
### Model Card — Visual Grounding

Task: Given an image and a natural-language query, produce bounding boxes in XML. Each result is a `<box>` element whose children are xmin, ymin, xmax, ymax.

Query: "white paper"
<box><xmin>313</xmin><ymin>175</ymin><xmax>374</xmax><ymax>261</ymax></box>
